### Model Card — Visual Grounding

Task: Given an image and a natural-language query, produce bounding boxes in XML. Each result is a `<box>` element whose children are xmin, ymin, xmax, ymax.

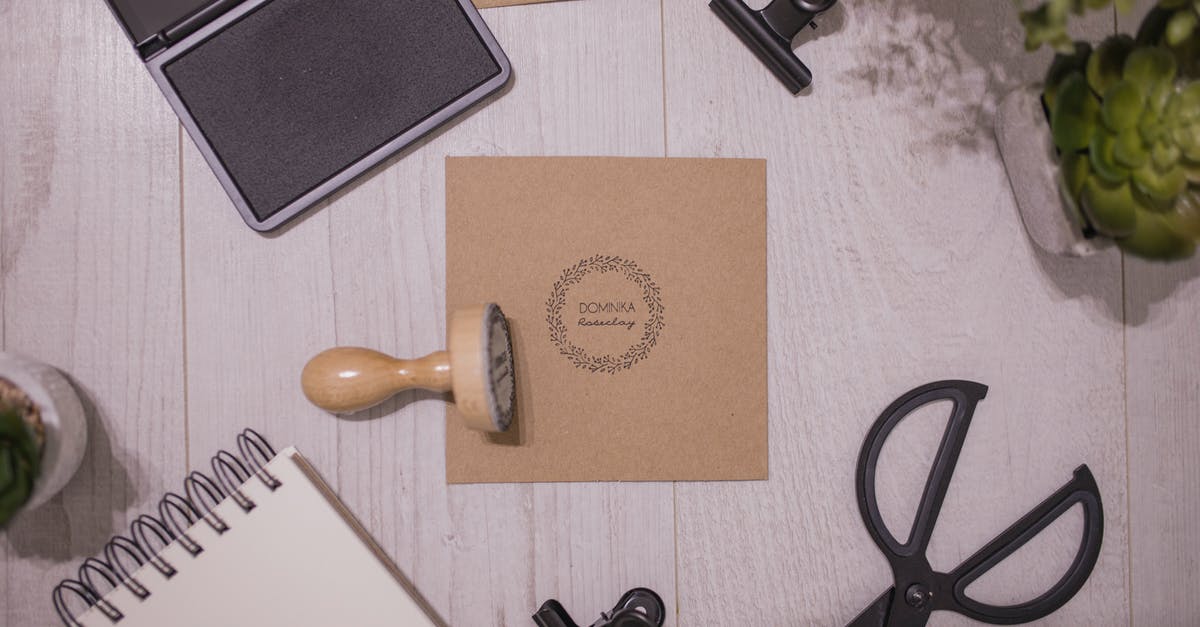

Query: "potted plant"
<box><xmin>997</xmin><ymin>0</ymin><xmax>1200</xmax><ymax>260</ymax></box>
<box><xmin>0</xmin><ymin>353</ymin><xmax>87</xmax><ymax>527</ymax></box>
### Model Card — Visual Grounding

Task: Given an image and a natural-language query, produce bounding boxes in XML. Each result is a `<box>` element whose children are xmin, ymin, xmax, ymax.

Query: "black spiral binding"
<box><xmin>52</xmin><ymin>429</ymin><xmax>282</xmax><ymax>626</ymax></box>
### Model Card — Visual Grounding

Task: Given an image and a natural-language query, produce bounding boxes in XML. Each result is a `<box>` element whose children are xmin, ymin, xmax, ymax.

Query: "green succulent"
<box><xmin>1019</xmin><ymin>0</ymin><xmax>1137</xmax><ymax>53</ymax></box>
<box><xmin>1048</xmin><ymin>43</ymin><xmax>1200</xmax><ymax>259</ymax></box>
<box><xmin>0</xmin><ymin>405</ymin><xmax>41</xmax><ymax>527</ymax></box>
<box><xmin>1017</xmin><ymin>0</ymin><xmax>1200</xmax><ymax>52</ymax></box>
<box><xmin>1023</xmin><ymin>1</ymin><xmax>1200</xmax><ymax>260</ymax></box>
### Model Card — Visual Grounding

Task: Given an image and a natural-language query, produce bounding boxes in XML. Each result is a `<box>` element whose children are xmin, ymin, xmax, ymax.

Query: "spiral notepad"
<box><xmin>52</xmin><ymin>430</ymin><xmax>442</xmax><ymax>627</ymax></box>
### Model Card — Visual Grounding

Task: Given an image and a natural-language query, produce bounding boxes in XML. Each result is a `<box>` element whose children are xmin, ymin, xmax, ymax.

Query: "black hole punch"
<box><xmin>158</xmin><ymin>491</ymin><xmax>204</xmax><ymax>555</ymax></box>
<box><xmin>104</xmin><ymin>535</ymin><xmax>151</xmax><ymax>599</ymax></box>
<box><xmin>130</xmin><ymin>515</ymin><xmax>178</xmax><ymax>578</ymax></box>
<box><xmin>238</xmin><ymin>428</ymin><xmax>281</xmax><ymax>490</ymax></box>
<box><xmin>184</xmin><ymin>471</ymin><xmax>230</xmax><ymax>534</ymax></box>
<box><xmin>212</xmin><ymin>450</ymin><xmax>256</xmax><ymax>512</ymax></box>
<box><xmin>54</xmin><ymin>579</ymin><xmax>123</xmax><ymax>626</ymax></box>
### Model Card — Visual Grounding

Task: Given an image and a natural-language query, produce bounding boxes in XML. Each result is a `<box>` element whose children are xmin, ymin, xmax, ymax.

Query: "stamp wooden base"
<box><xmin>301</xmin><ymin>304</ymin><xmax>515</xmax><ymax>432</ymax></box>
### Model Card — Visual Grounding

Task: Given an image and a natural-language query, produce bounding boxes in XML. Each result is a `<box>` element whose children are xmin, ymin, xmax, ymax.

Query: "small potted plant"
<box><xmin>0</xmin><ymin>353</ymin><xmax>87</xmax><ymax>527</ymax></box>
<box><xmin>997</xmin><ymin>0</ymin><xmax>1200</xmax><ymax>260</ymax></box>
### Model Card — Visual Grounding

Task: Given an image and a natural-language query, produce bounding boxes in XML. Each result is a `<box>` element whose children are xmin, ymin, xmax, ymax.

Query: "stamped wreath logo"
<box><xmin>545</xmin><ymin>255</ymin><xmax>665</xmax><ymax>374</ymax></box>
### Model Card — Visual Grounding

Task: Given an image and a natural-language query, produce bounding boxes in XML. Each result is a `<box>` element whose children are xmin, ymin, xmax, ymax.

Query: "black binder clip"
<box><xmin>709</xmin><ymin>0</ymin><xmax>837</xmax><ymax>93</ymax></box>
<box><xmin>533</xmin><ymin>588</ymin><xmax>665</xmax><ymax>627</ymax></box>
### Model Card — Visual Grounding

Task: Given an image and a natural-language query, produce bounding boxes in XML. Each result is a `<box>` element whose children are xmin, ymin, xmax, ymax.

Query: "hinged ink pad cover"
<box><xmin>104</xmin><ymin>0</ymin><xmax>511</xmax><ymax>231</ymax></box>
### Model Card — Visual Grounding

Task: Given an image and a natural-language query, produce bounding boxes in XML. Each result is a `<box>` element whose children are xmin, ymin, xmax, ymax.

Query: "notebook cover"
<box><xmin>445</xmin><ymin>156</ymin><xmax>769</xmax><ymax>483</ymax></box>
<box><xmin>74</xmin><ymin>448</ymin><xmax>443</xmax><ymax>626</ymax></box>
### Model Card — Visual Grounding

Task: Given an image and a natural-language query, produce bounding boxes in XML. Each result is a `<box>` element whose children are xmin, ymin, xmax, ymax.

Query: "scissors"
<box><xmin>847</xmin><ymin>380</ymin><xmax>1104</xmax><ymax>626</ymax></box>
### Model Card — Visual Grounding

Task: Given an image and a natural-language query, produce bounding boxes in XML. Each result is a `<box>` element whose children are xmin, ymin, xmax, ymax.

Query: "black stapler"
<box><xmin>710</xmin><ymin>0</ymin><xmax>838</xmax><ymax>93</ymax></box>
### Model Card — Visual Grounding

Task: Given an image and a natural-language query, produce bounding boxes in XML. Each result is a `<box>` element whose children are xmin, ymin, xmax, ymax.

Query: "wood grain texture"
<box><xmin>0</xmin><ymin>1</ymin><xmax>185</xmax><ymax>625</ymax></box>
<box><xmin>324</xmin><ymin>2</ymin><xmax>676</xmax><ymax>624</ymax></box>
<box><xmin>1124</xmin><ymin>256</ymin><xmax>1200</xmax><ymax>627</ymax></box>
<box><xmin>179</xmin><ymin>98</ymin><xmax>340</xmax><ymax>513</ymax></box>
<box><xmin>7</xmin><ymin>1</ymin><xmax>1200</xmax><ymax>626</ymax></box>
<box><xmin>663</xmin><ymin>1</ymin><xmax>1128</xmax><ymax>624</ymax></box>
<box><xmin>1120</xmin><ymin>2</ymin><xmax>1200</xmax><ymax>624</ymax></box>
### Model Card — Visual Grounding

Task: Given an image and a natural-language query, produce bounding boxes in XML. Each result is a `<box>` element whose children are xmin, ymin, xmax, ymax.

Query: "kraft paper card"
<box><xmin>445</xmin><ymin>157</ymin><xmax>767</xmax><ymax>483</ymax></box>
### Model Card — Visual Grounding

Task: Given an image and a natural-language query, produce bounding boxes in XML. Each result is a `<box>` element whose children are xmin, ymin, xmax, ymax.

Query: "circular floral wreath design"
<box><xmin>545</xmin><ymin>255</ymin><xmax>665</xmax><ymax>374</ymax></box>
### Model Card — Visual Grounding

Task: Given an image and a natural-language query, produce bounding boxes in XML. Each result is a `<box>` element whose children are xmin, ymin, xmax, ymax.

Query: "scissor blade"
<box><xmin>846</xmin><ymin>589</ymin><xmax>893</xmax><ymax>627</ymax></box>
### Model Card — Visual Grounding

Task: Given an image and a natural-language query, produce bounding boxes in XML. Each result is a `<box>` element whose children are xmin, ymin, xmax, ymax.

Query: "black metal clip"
<box><xmin>710</xmin><ymin>0</ymin><xmax>837</xmax><ymax>93</ymax></box>
<box><xmin>533</xmin><ymin>588</ymin><xmax>665</xmax><ymax>627</ymax></box>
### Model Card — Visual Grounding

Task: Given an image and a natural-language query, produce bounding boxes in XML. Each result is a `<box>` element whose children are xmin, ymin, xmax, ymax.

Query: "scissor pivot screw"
<box><xmin>904</xmin><ymin>584</ymin><xmax>932</xmax><ymax>610</ymax></box>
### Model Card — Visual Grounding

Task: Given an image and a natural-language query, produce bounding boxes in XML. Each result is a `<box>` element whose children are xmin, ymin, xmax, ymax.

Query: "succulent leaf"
<box><xmin>1117</xmin><ymin>210</ymin><xmax>1198</xmax><ymax>259</ymax></box>
<box><xmin>1062</xmin><ymin>151</ymin><xmax>1092</xmax><ymax>199</ymax></box>
<box><xmin>1053</xmin><ymin>73</ymin><xmax>1101</xmax><ymax>152</ymax></box>
<box><xmin>1044</xmin><ymin>43</ymin><xmax>1094</xmax><ymax>110</ymax></box>
<box><xmin>1166</xmin><ymin>6</ymin><xmax>1198</xmax><ymax>45</ymax></box>
<box><xmin>1185</xmin><ymin>157</ymin><xmax>1200</xmax><ymax>181</ymax></box>
<box><xmin>1133</xmin><ymin>160</ymin><xmax>1189</xmax><ymax>199</ymax></box>
<box><xmin>1082</xmin><ymin>176</ymin><xmax>1141</xmax><ymax>235</ymax></box>
<box><xmin>0</xmin><ymin>408</ymin><xmax>40</xmax><ymax>527</ymax></box>
<box><xmin>1089</xmin><ymin>36</ymin><xmax>1137</xmax><ymax>93</ymax></box>
<box><xmin>1102</xmin><ymin>80</ymin><xmax>1146</xmax><ymax>131</ymax></box>
<box><xmin>1148</xmin><ymin>81</ymin><xmax>1174</xmax><ymax>116</ymax></box>
<box><xmin>1115</xmin><ymin>127</ymin><xmax>1152</xmax><ymax>166</ymax></box>
<box><xmin>1090</xmin><ymin>128</ymin><xmax>1133</xmax><ymax>182</ymax></box>
<box><xmin>0</xmin><ymin>448</ymin><xmax>13</xmax><ymax>491</ymax></box>
<box><xmin>1153</xmin><ymin>138</ymin><xmax>1184</xmax><ymax>168</ymax></box>
<box><xmin>1124</xmin><ymin>47</ymin><xmax>1178</xmax><ymax>92</ymax></box>
<box><xmin>1168</xmin><ymin>188</ymin><xmax>1200</xmax><ymax>236</ymax></box>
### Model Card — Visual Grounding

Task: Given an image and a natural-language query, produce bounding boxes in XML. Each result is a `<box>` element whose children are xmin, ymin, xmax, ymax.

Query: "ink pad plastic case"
<box><xmin>104</xmin><ymin>0</ymin><xmax>511</xmax><ymax>231</ymax></box>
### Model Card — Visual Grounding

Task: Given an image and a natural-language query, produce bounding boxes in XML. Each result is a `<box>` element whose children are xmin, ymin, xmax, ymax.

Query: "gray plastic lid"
<box><xmin>105</xmin><ymin>0</ymin><xmax>220</xmax><ymax>55</ymax></box>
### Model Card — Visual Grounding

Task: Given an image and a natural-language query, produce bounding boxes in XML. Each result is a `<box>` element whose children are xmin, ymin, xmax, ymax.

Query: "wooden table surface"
<box><xmin>2</xmin><ymin>1</ymin><xmax>1197</xmax><ymax>625</ymax></box>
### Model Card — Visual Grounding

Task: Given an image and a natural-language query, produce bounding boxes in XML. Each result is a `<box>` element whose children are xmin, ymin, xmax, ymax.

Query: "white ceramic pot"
<box><xmin>0</xmin><ymin>353</ymin><xmax>88</xmax><ymax>511</ymax></box>
<box><xmin>995</xmin><ymin>84</ymin><xmax>1110</xmax><ymax>257</ymax></box>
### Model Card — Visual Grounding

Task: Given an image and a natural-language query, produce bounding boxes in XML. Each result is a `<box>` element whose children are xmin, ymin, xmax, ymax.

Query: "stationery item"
<box><xmin>446</xmin><ymin>157</ymin><xmax>767</xmax><ymax>483</ymax></box>
<box><xmin>51</xmin><ymin>430</ymin><xmax>443</xmax><ymax>627</ymax></box>
<box><xmin>476</xmin><ymin>0</ymin><xmax>564</xmax><ymax>7</ymax></box>
<box><xmin>102</xmin><ymin>0</ymin><xmax>510</xmax><ymax>231</ymax></box>
<box><xmin>847</xmin><ymin>381</ymin><xmax>1104</xmax><ymax>627</ymax></box>
<box><xmin>534</xmin><ymin>588</ymin><xmax>666</xmax><ymax>627</ymax></box>
<box><xmin>710</xmin><ymin>0</ymin><xmax>837</xmax><ymax>93</ymax></box>
<box><xmin>302</xmin><ymin>303</ymin><xmax>516</xmax><ymax>432</ymax></box>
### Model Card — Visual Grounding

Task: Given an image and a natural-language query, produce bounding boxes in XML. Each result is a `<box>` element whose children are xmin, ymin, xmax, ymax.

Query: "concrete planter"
<box><xmin>995</xmin><ymin>84</ymin><xmax>1110</xmax><ymax>257</ymax></box>
<box><xmin>0</xmin><ymin>353</ymin><xmax>88</xmax><ymax>512</ymax></box>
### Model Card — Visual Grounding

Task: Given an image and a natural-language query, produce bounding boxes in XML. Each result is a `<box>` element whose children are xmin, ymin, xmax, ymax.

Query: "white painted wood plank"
<box><xmin>0</xmin><ymin>1</ymin><xmax>185</xmax><ymax>624</ymax></box>
<box><xmin>179</xmin><ymin>106</ymin><xmax>340</xmax><ymax>501</ymax></box>
<box><xmin>1125</xmin><ymin>256</ymin><xmax>1200</xmax><ymax>627</ymax></box>
<box><xmin>1120</xmin><ymin>1</ymin><xmax>1200</xmax><ymax>623</ymax></box>
<box><xmin>325</xmin><ymin>2</ymin><xmax>676</xmax><ymax>625</ymax></box>
<box><xmin>663</xmin><ymin>1</ymin><xmax>1127</xmax><ymax>624</ymax></box>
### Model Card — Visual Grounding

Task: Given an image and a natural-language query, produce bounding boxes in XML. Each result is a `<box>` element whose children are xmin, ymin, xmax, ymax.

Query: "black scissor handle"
<box><xmin>947</xmin><ymin>465</ymin><xmax>1103</xmax><ymax>624</ymax></box>
<box><xmin>855</xmin><ymin>380</ymin><xmax>1105</xmax><ymax>626</ymax></box>
<box><xmin>856</xmin><ymin>380</ymin><xmax>988</xmax><ymax>560</ymax></box>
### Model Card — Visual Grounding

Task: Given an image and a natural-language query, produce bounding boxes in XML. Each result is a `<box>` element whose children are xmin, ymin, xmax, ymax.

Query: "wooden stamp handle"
<box><xmin>301</xmin><ymin>347</ymin><xmax>452</xmax><ymax>414</ymax></box>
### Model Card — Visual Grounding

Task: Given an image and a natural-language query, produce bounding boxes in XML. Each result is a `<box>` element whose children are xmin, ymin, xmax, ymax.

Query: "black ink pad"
<box><xmin>104</xmin><ymin>0</ymin><xmax>510</xmax><ymax>231</ymax></box>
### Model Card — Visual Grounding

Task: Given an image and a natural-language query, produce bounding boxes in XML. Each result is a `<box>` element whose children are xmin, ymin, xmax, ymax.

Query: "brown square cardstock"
<box><xmin>446</xmin><ymin>157</ymin><xmax>767</xmax><ymax>483</ymax></box>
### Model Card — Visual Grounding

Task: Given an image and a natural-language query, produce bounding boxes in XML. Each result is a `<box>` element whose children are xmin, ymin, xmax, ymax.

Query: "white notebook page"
<box><xmin>77</xmin><ymin>447</ymin><xmax>442</xmax><ymax>627</ymax></box>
